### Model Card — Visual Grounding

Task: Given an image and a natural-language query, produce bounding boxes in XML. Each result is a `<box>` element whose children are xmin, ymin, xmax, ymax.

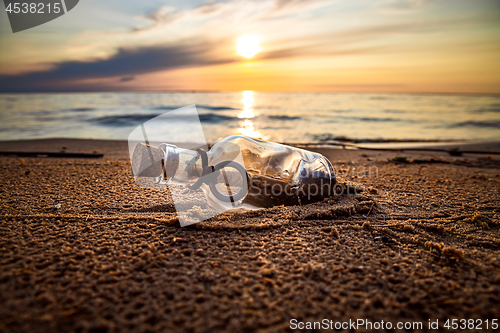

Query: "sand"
<box><xmin>1</xmin><ymin>139</ymin><xmax>499</xmax><ymax>332</ymax></box>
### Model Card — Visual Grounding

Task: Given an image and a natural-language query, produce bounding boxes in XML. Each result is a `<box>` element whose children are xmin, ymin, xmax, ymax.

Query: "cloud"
<box><xmin>0</xmin><ymin>0</ymin><xmax>336</xmax><ymax>91</ymax></box>
<box><xmin>0</xmin><ymin>40</ymin><xmax>237</xmax><ymax>92</ymax></box>
<box><xmin>119</xmin><ymin>76</ymin><xmax>135</xmax><ymax>82</ymax></box>
<box><xmin>1</xmin><ymin>0</ymin><xmax>498</xmax><ymax>92</ymax></box>
<box><xmin>0</xmin><ymin>13</ymin><xmax>471</xmax><ymax>92</ymax></box>
<box><xmin>259</xmin><ymin>44</ymin><xmax>391</xmax><ymax>60</ymax></box>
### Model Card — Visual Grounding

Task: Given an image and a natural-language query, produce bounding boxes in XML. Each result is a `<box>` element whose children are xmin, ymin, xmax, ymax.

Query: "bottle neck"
<box><xmin>161</xmin><ymin>144</ymin><xmax>204</xmax><ymax>186</ymax></box>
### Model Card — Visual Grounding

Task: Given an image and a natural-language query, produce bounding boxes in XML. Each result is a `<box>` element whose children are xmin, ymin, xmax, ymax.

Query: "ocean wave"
<box><xmin>70</xmin><ymin>107</ymin><xmax>95</xmax><ymax>112</ymax></box>
<box><xmin>91</xmin><ymin>114</ymin><xmax>162</xmax><ymax>127</ymax></box>
<box><xmin>329</xmin><ymin>109</ymin><xmax>351</xmax><ymax>113</ymax></box>
<box><xmin>469</xmin><ymin>105</ymin><xmax>500</xmax><ymax>113</ymax></box>
<box><xmin>197</xmin><ymin>105</ymin><xmax>239</xmax><ymax>111</ymax></box>
<box><xmin>449</xmin><ymin>120</ymin><xmax>500</xmax><ymax>129</ymax></box>
<box><xmin>198</xmin><ymin>113</ymin><xmax>237</xmax><ymax>123</ymax></box>
<box><xmin>262</xmin><ymin>126</ymin><xmax>294</xmax><ymax>130</ymax></box>
<box><xmin>148</xmin><ymin>105</ymin><xmax>239</xmax><ymax>112</ymax></box>
<box><xmin>357</xmin><ymin>117</ymin><xmax>399</xmax><ymax>122</ymax></box>
<box><xmin>149</xmin><ymin>106</ymin><xmax>177</xmax><ymax>111</ymax></box>
<box><xmin>267</xmin><ymin>115</ymin><xmax>301</xmax><ymax>120</ymax></box>
<box><xmin>90</xmin><ymin>112</ymin><xmax>239</xmax><ymax>127</ymax></box>
<box><xmin>330</xmin><ymin>116</ymin><xmax>400</xmax><ymax>122</ymax></box>
<box><xmin>311</xmin><ymin>133</ymin><xmax>440</xmax><ymax>143</ymax></box>
<box><xmin>384</xmin><ymin>109</ymin><xmax>405</xmax><ymax>114</ymax></box>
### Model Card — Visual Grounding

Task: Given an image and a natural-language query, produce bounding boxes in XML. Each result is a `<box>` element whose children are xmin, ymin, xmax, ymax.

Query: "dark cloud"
<box><xmin>119</xmin><ymin>76</ymin><xmax>136</xmax><ymax>82</ymax></box>
<box><xmin>0</xmin><ymin>41</ymin><xmax>235</xmax><ymax>92</ymax></box>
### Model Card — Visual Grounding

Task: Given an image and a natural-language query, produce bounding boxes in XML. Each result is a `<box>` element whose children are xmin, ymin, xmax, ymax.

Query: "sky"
<box><xmin>0</xmin><ymin>0</ymin><xmax>499</xmax><ymax>93</ymax></box>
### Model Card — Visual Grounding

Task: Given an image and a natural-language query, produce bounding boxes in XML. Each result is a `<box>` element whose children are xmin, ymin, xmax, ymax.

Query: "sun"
<box><xmin>237</xmin><ymin>35</ymin><xmax>261</xmax><ymax>58</ymax></box>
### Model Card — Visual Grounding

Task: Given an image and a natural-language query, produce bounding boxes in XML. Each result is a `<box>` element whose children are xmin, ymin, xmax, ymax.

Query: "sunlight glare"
<box><xmin>238</xmin><ymin>90</ymin><xmax>260</xmax><ymax>137</ymax></box>
<box><xmin>238</xmin><ymin>90</ymin><xmax>255</xmax><ymax>118</ymax></box>
<box><xmin>238</xmin><ymin>119</ymin><xmax>261</xmax><ymax>138</ymax></box>
<box><xmin>237</xmin><ymin>35</ymin><xmax>261</xmax><ymax>58</ymax></box>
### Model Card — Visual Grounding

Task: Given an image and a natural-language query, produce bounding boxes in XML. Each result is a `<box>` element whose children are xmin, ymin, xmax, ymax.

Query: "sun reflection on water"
<box><xmin>237</xmin><ymin>90</ymin><xmax>261</xmax><ymax>138</ymax></box>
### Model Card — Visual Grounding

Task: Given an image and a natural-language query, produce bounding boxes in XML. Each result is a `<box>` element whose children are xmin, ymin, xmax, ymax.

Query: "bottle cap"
<box><xmin>131</xmin><ymin>142</ymin><xmax>163</xmax><ymax>178</ymax></box>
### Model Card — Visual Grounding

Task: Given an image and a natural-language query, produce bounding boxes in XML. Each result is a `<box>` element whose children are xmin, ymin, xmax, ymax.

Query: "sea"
<box><xmin>0</xmin><ymin>91</ymin><xmax>499</xmax><ymax>144</ymax></box>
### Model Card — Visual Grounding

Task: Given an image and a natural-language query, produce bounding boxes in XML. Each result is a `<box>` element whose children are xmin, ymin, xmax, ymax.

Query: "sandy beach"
<box><xmin>1</xmin><ymin>139</ymin><xmax>499</xmax><ymax>332</ymax></box>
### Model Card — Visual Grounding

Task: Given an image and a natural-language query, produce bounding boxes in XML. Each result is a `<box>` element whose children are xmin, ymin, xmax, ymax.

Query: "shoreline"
<box><xmin>1</xmin><ymin>137</ymin><xmax>499</xmax><ymax>161</ymax></box>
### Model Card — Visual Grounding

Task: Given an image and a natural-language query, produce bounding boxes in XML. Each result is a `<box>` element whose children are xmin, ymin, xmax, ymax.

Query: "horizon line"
<box><xmin>0</xmin><ymin>90</ymin><xmax>499</xmax><ymax>97</ymax></box>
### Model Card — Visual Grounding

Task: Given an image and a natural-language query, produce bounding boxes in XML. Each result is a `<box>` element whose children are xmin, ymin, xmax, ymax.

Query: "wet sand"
<box><xmin>1</xmin><ymin>139</ymin><xmax>499</xmax><ymax>332</ymax></box>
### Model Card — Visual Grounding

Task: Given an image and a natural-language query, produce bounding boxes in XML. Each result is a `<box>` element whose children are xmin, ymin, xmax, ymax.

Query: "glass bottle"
<box><xmin>132</xmin><ymin>135</ymin><xmax>336</xmax><ymax>212</ymax></box>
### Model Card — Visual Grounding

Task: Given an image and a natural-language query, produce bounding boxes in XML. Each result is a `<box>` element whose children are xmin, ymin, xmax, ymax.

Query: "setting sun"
<box><xmin>237</xmin><ymin>35</ymin><xmax>261</xmax><ymax>58</ymax></box>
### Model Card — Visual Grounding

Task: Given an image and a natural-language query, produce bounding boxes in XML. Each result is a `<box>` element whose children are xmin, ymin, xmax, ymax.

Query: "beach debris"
<box><xmin>131</xmin><ymin>135</ymin><xmax>337</xmax><ymax>226</ymax></box>
<box><xmin>448</xmin><ymin>147</ymin><xmax>462</xmax><ymax>156</ymax></box>
<box><xmin>263</xmin><ymin>277</ymin><xmax>274</xmax><ymax>286</ymax></box>
<box><xmin>364</xmin><ymin>202</ymin><xmax>375</xmax><ymax>216</ymax></box>
<box><xmin>54</xmin><ymin>203</ymin><xmax>61</xmax><ymax>209</ymax></box>
<box><xmin>172</xmin><ymin>237</ymin><xmax>187</xmax><ymax>243</ymax></box>
<box><xmin>393</xmin><ymin>156</ymin><xmax>407</xmax><ymax>162</ymax></box>
<box><xmin>374</xmin><ymin>236</ymin><xmax>396</xmax><ymax>244</ymax></box>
